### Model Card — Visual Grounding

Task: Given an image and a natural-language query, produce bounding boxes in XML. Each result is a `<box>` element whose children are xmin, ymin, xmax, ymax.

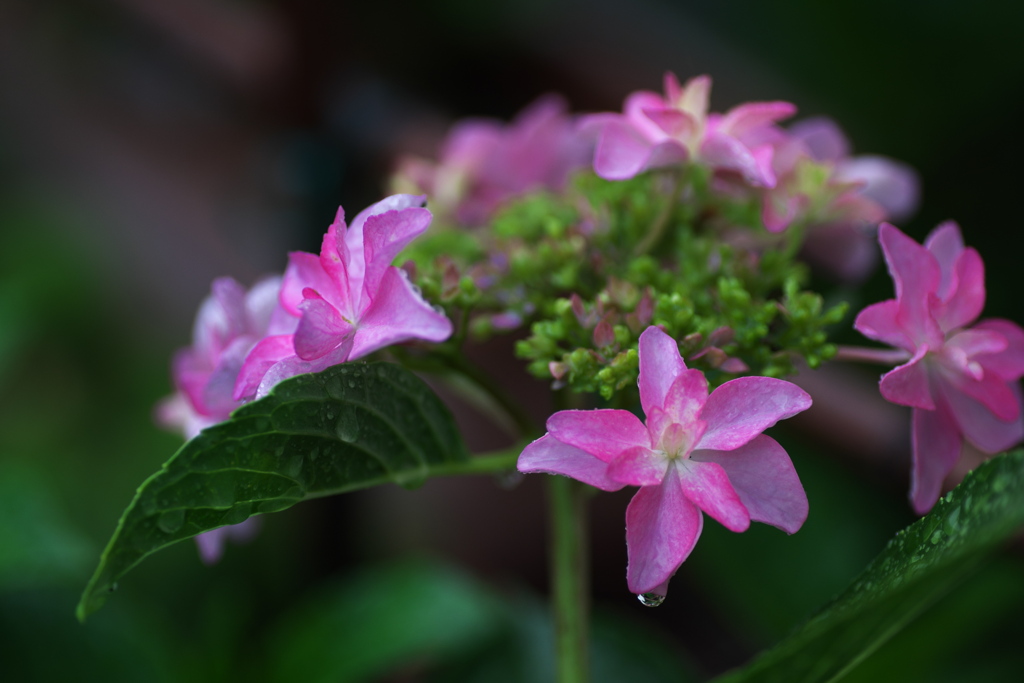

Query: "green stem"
<box><xmin>634</xmin><ymin>170</ymin><xmax>682</xmax><ymax>256</ymax></box>
<box><xmin>548</xmin><ymin>476</ymin><xmax>590</xmax><ymax>683</ymax></box>
<box><xmin>437</xmin><ymin>349</ymin><xmax>542</xmax><ymax>439</ymax></box>
<box><xmin>428</xmin><ymin>446</ymin><xmax>524</xmax><ymax>477</ymax></box>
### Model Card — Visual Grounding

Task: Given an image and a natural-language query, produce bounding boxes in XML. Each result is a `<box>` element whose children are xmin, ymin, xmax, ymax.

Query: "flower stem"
<box><xmin>548</xmin><ymin>475</ymin><xmax>590</xmax><ymax>683</ymax></box>
<box><xmin>833</xmin><ymin>344</ymin><xmax>912</xmax><ymax>365</ymax></box>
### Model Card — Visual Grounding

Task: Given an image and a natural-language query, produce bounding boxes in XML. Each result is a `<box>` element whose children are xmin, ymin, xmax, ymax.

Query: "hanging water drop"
<box><xmin>637</xmin><ymin>592</ymin><xmax>665</xmax><ymax>607</ymax></box>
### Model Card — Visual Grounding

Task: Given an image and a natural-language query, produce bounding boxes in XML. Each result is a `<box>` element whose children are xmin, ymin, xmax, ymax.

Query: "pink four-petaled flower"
<box><xmin>234</xmin><ymin>194</ymin><xmax>453</xmax><ymax>400</ymax></box>
<box><xmin>583</xmin><ymin>72</ymin><xmax>795</xmax><ymax>187</ymax></box>
<box><xmin>518</xmin><ymin>326</ymin><xmax>810</xmax><ymax>596</ymax></box>
<box><xmin>855</xmin><ymin>222</ymin><xmax>1024</xmax><ymax>513</ymax></box>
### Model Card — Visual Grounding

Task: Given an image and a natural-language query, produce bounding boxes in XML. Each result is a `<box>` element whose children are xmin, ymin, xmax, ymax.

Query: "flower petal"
<box><xmin>923</xmin><ymin>220</ymin><xmax>964</xmax><ymax>293</ymax></box>
<box><xmin>692</xmin><ymin>435</ymin><xmax>807</xmax><ymax>533</ymax></box>
<box><xmin>294</xmin><ymin>293</ymin><xmax>353</xmax><ymax>361</ymax></box>
<box><xmin>254</xmin><ymin>341</ymin><xmax>353</xmax><ymax>400</ymax></box>
<box><xmin>941</xmin><ymin>380</ymin><xmax>1024</xmax><ymax>454</ymax></box>
<box><xmin>697</xmin><ymin>377</ymin><xmax>812</xmax><ymax>451</ymax></box>
<box><xmin>638</xmin><ymin>326</ymin><xmax>688</xmax><ymax>417</ymax></box>
<box><xmin>517</xmin><ymin>435</ymin><xmax>626</xmax><ymax>492</ymax></box>
<box><xmin>910</xmin><ymin>404</ymin><xmax>962</xmax><ymax>515</ymax></box>
<box><xmin>233</xmin><ymin>334</ymin><xmax>296</xmax><ymax>401</ymax></box>
<box><xmin>934</xmin><ymin>247</ymin><xmax>984</xmax><ymax>332</ymax></box>
<box><xmin>547</xmin><ymin>409</ymin><xmax>650</xmax><ymax>462</ymax></box>
<box><xmin>608</xmin><ymin>446</ymin><xmax>668</xmax><ymax>486</ymax></box>
<box><xmin>281</xmin><ymin>251</ymin><xmax>342</xmax><ymax>317</ymax></box>
<box><xmin>593</xmin><ymin>120</ymin><xmax>657</xmax><ymax>180</ymax></box>
<box><xmin>717</xmin><ymin>102</ymin><xmax>796</xmax><ymax>140</ymax></box>
<box><xmin>878</xmin><ymin>223</ymin><xmax>943</xmax><ymax>347</ymax></box>
<box><xmin>625</xmin><ymin>468</ymin><xmax>703</xmax><ymax>594</ymax></box>
<box><xmin>854</xmin><ymin>299</ymin><xmax>913</xmax><ymax>351</ymax></box>
<box><xmin>361</xmin><ymin>206</ymin><xmax>434</xmax><ymax>297</ymax></box>
<box><xmin>974</xmin><ymin>319</ymin><xmax>1024</xmax><ymax>380</ymax></box>
<box><xmin>701</xmin><ymin>133</ymin><xmax>775</xmax><ymax>187</ymax></box>
<box><xmin>677</xmin><ymin>460</ymin><xmax>750</xmax><ymax>532</ymax></box>
<box><xmin>349</xmin><ymin>267</ymin><xmax>453</xmax><ymax>360</ymax></box>
<box><xmin>879</xmin><ymin>346</ymin><xmax>935</xmax><ymax>410</ymax></box>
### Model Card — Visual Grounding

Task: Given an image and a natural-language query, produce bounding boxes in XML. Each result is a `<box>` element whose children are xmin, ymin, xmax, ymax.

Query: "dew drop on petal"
<box><xmin>637</xmin><ymin>592</ymin><xmax>666</xmax><ymax>607</ymax></box>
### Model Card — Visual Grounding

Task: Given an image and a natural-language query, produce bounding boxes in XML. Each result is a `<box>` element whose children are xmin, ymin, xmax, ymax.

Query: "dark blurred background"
<box><xmin>2</xmin><ymin>1</ymin><xmax>1023</xmax><ymax>681</ymax></box>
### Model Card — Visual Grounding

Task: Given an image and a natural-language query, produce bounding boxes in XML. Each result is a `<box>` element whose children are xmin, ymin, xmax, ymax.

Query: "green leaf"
<box><xmin>713</xmin><ymin>449</ymin><xmax>1024</xmax><ymax>683</ymax></box>
<box><xmin>77</xmin><ymin>362</ymin><xmax>471</xmax><ymax>621</ymax></box>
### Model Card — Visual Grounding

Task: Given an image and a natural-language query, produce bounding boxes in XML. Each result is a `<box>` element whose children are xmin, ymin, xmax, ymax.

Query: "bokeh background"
<box><xmin>2</xmin><ymin>1</ymin><xmax>1023</xmax><ymax>681</ymax></box>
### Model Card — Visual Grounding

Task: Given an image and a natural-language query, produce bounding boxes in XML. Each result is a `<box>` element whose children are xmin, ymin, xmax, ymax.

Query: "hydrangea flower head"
<box><xmin>584</xmin><ymin>72</ymin><xmax>795</xmax><ymax>187</ymax></box>
<box><xmin>235</xmin><ymin>194</ymin><xmax>453</xmax><ymax>400</ymax></box>
<box><xmin>855</xmin><ymin>222</ymin><xmax>1024</xmax><ymax>513</ymax></box>
<box><xmin>518</xmin><ymin>326</ymin><xmax>810</xmax><ymax>596</ymax></box>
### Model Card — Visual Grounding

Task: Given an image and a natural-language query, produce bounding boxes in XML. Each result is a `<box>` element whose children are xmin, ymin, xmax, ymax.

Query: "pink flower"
<box><xmin>393</xmin><ymin>96</ymin><xmax>591</xmax><ymax>225</ymax></box>
<box><xmin>157</xmin><ymin>276</ymin><xmax>294</xmax><ymax>439</ymax></box>
<box><xmin>156</xmin><ymin>276</ymin><xmax>291</xmax><ymax>562</ymax></box>
<box><xmin>854</xmin><ymin>222</ymin><xmax>1024</xmax><ymax>513</ymax></box>
<box><xmin>518</xmin><ymin>326</ymin><xmax>810</xmax><ymax>597</ymax></box>
<box><xmin>234</xmin><ymin>195</ymin><xmax>453</xmax><ymax>400</ymax></box>
<box><xmin>584</xmin><ymin>72</ymin><xmax>795</xmax><ymax>187</ymax></box>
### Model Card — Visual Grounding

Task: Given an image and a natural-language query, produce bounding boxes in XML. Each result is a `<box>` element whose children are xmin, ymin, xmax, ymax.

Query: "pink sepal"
<box><xmin>678</xmin><ymin>460</ymin><xmax>750</xmax><ymax>532</ymax></box>
<box><xmin>698</xmin><ymin>377</ymin><xmax>812</xmax><ymax>451</ymax></box>
<box><xmin>547</xmin><ymin>409</ymin><xmax>650</xmax><ymax>463</ymax></box>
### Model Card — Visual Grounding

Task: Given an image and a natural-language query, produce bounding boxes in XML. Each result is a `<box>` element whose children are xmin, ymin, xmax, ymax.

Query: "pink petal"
<box><xmin>346</xmin><ymin>194</ymin><xmax>428</xmax><ymax>248</ymax></box>
<box><xmin>361</xmin><ymin>206</ymin><xmax>434</xmax><ymax>297</ymax></box>
<box><xmin>941</xmin><ymin>365</ymin><xmax>1019</xmax><ymax>422</ymax></box>
<box><xmin>625</xmin><ymin>468</ymin><xmax>703</xmax><ymax>594</ymax></box>
<box><xmin>608</xmin><ymin>446</ymin><xmax>668</xmax><ymax>486</ymax></box>
<box><xmin>233</xmin><ymin>334</ymin><xmax>296</xmax><ymax>401</ymax></box>
<box><xmin>281</xmin><ymin>251</ymin><xmax>342</xmax><ymax>317</ymax></box>
<box><xmin>910</xmin><ymin>404</ymin><xmax>962</xmax><ymax>515</ymax></box>
<box><xmin>787</xmin><ymin>117</ymin><xmax>850</xmax><ymax>162</ymax></box>
<box><xmin>934</xmin><ymin>248</ymin><xmax>984</xmax><ymax>332</ymax></box>
<box><xmin>835</xmin><ymin>156</ymin><xmax>920</xmax><ymax>222</ymax></box>
<box><xmin>547</xmin><ymin>409</ymin><xmax>651</xmax><ymax>463</ymax></box>
<box><xmin>878</xmin><ymin>223</ymin><xmax>942</xmax><ymax>347</ymax></box>
<box><xmin>692</xmin><ymin>435</ymin><xmax>807</xmax><ymax>533</ymax></box>
<box><xmin>641</xmin><ymin>107</ymin><xmax>696</xmax><ymax>138</ymax></box>
<box><xmin>941</xmin><ymin>379</ymin><xmax>1024</xmax><ymax>454</ymax></box>
<box><xmin>638</xmin><ymin>326</ymin><xmax>688</xmax><ymax>417</ymax></box>
<box><xmin>697</xmin><ymin>377</ymin><xmax>811</xmax><ymax>451</ymax></box>
<box><xmin>593</xmin><ymin>120</ymin><xmax>657</xmax><ymax>180</ymax></box>
<box><xmin>294</xmin><ymin>295</ymin><xmax>353</xmax><ymax>360</ymax></box>
<box><xmin>974</xmin><ymin>319</ymin><xmax>1024</xmax><ymax>380</ymax></box>
<box><xmin>854</xmin><ymin>299</ymin><xmax>913</xmax><ymax>351</ymax></box>
<box><xmin>517</xmin><ymin>435</ymin><xmax>626</xmax><ymax>492</ymax></box>
<box><xmin>700</xmin><ymin>133</ymin><xmax>775</xmax><ymax>187</ymax></box>
<box><xmin>244</xmin><ymin>276</ymin><xmax>285</xmax><ymax>333</ymax></box>
<box><xmin>677</xmin><ymin>460</ymin><xmax>750</xmax><ymax>532</ymax></box>
<box><xmin>879</xmin><ymin>347</ymin><xmax>935</xmax><ymax>410</ymax></box>
<box><xmin>761</xmin><ymin>187</ymin><xmax>805</xmax><ymax>233</ymax></box>
<box><xmin>923</xmin><ymin>220</ymin><xmax>964</xmax><ymax>289</ymax></box>
<box><xmin>717</xmin><ymin>102</ymin><xmax>797</xmax><ymax>140</ymax></box>
<box><xmin>662</xmin><ymin>369</ymin><xmax>710</xmax><ymax>430</ymax></box>
<box><xmin>349</xmin><ymin>267</ymin><xmax>452</xmax><ymax>360</ymax></box>
<box><xmin>676</xmin><ymin>74</ymin><xmax>711</xmax><ymax>121</ymax></box>
<box><xmin>255</xmin><ymin>341</ymin><xmax>353</xmax><ymax>399</ymax></box>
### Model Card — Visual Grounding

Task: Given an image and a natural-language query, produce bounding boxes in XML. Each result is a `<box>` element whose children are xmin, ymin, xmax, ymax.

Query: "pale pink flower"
<box><xmin>584</xmin><ymin>72</ymin><xmax>795</xmax><ymax>187</ymax></box>
<box><xmin>855</xmin><ymin>222</ymin><xmax>1024</xmax><ymax>513</ymax></box>
<box><xmin>764</xmin><ymin>118</ymin><xmax>920</xmax><ymax>280</ymax></box>
<box><xmin>156</xmin><ymin>276</ymin><xmax>291</xmax><ymax>562</ymax></box>
<box><xmin>393</xmin><ymin>95</ymin><xmax>591</xmax><ymax>226</ymax></box>
<box><xmin>518</xmin><ymin>326</ymin><xmax>810</xmax><ymax>597</ymax></box>
<box><xmin>234</xmin><ymin>195</ymin><xmax>453</xmax><ymax>400</ymax></box>
<box><xmin>157</xmin><ymin>275</ymin><xmax>293</xmax><ymax>439</ymax></box>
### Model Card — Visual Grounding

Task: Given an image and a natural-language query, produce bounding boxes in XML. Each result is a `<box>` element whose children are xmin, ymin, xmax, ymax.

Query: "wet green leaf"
<box><xmin>77</xmin><ymin>362</ymin><xmax>470</xmax><ymax>621</ymax></box>
<box><xmin>714</xmin><ymin>449</ymin><xmax>1024</xmax><ymax>683</ymax></box>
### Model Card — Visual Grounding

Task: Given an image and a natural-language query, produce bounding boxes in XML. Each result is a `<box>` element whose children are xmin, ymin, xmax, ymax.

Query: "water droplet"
<box><xmin>157</xmin><ymin>509</ymin><xmax>185</xmax><ymax>533</ymax></box>
<box><xmin>336</xmin><ymin>411</ymin><xmax>360</xmax><ymax>443</ymax></box>
<box><xmin>637</xmin><ymin>592</ymin><xmax>665</xmax><ymax>607</ymax></box>
<box><xmin>348</xmin><ymin>379</ymin><xmax>356</xmax><ymax>388</ymax></box>
<box><xmin>109</xmin><ymin>582</ymin><xmax>119</xmax><ymax>593</ymax></box>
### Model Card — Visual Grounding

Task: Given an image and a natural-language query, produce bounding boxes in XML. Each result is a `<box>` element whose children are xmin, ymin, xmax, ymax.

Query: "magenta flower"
<box><xmin>234</xmin><ymin>194</ymin><xmax>453</xmax><ymax>400</ymax></box>
<box><xmin>583</xmin><ymin>72</ymin><xmax>795</xmax><ymax>187</ymax></box>
<box><xmin>393</xmin><ymin>96</ymin><xmax>591</xmax><ymax>225</ymax></box>
<box><xmin>854</xmin><ymin>222</ymin><xmax>1024</xmax><ymax>513</ymax></box>
<box><xmin>156</xmin><ymin>276</ymin><xmax>291</xmax><ymax>562</ymax></box>
<box><xmin>518</xmin><ymin>326</ymin><xmax>810</xmax><ymax>597</ymax></box>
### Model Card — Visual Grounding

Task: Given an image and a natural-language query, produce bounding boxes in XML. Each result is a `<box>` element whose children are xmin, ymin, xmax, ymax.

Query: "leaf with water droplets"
<box><xmin>77</xmin><ymin>362</ymin><xmax>470</xmax><ymax>621</ymax></box>
<box><xmin>713</xmin><ymin>449</ymin><xmax>1024</xmax><ymax>683</ymax></box>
